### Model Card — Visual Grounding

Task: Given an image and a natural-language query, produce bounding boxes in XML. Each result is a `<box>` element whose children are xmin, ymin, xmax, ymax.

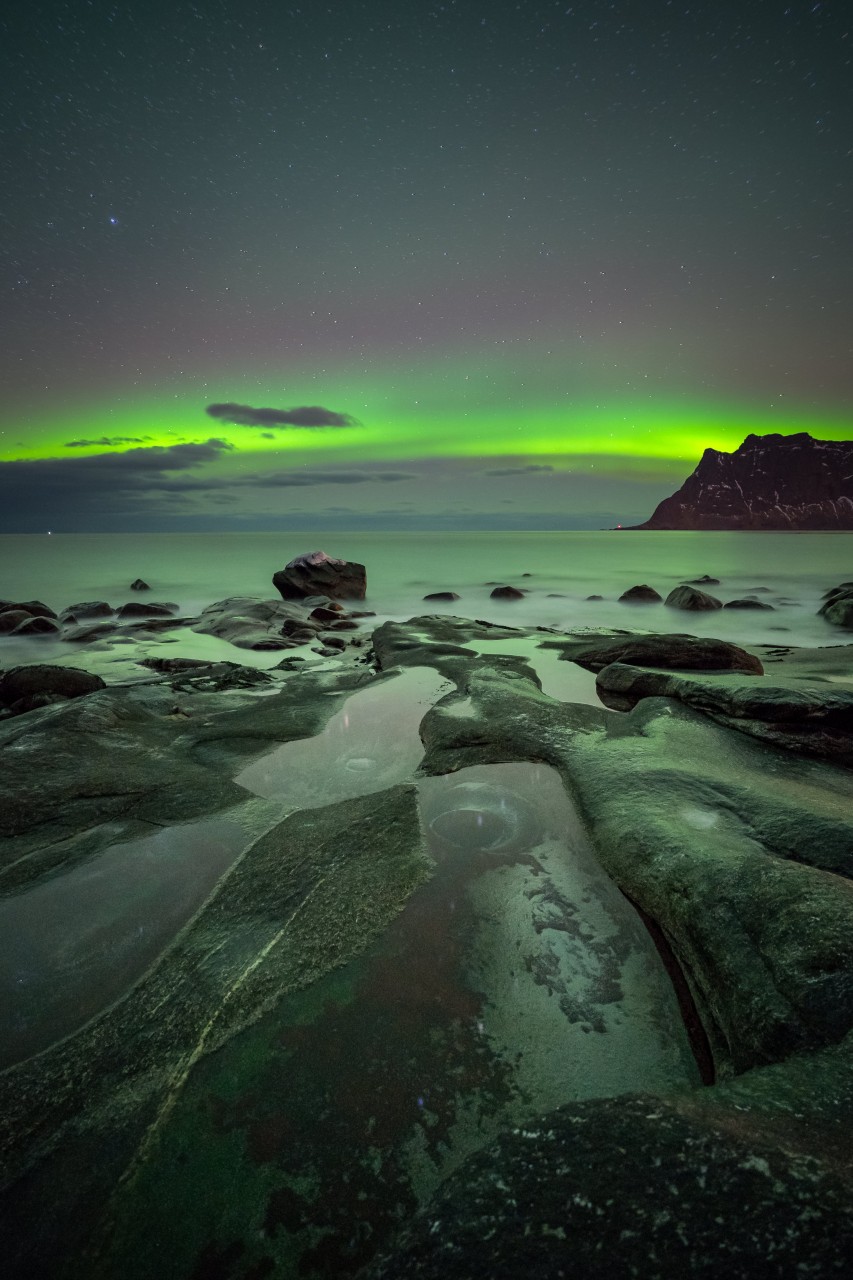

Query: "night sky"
<box><xmin>2</xmin><ymin>0</ymin><xmax>851</xmax><ymax>532</ymax></box>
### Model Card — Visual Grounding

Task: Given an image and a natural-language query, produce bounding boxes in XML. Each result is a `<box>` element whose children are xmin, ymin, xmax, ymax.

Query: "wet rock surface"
<box><xmin>364</xmin><ymin>1089</ymin><xmax>853</xmax><ymax>1279</ymax></box>
<box><xmin>1</xmin><ymin>612</ymin><xmax>852</xmax><ymax>1280</ymax></box>
<box><xmin>595</xmin><ymin>661</ymin><xmax>853</xmax><ymax>763</ymax></box>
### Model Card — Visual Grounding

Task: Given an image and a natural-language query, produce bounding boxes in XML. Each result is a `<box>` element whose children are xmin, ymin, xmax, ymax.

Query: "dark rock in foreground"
<box><xmin>632</xmin><ymin>431</ymin><xmax>853</xmax><ymax>530</ymax></box>
<box><xmin>595</xmin><ymin>661</ymin><xmax>853</xmax><ymax>766</ymax></box>
<box><xmin>0</xmin><ymin>664</ymin><xmax>106</xmax><ymax>717</ymax></box>
<box><xmin>665</xmin><ymin>584</ymin><xmax>722</xmax><ymax>611</ymax></box>
<box><xmin>618</xmin><ymin>583</ymin><xmax>662</xmax><ymax>603</ymax></box>
<box><xmin>365</xmin><ymin>1091</ymin><xmax>853</xmax><ymax>1280</ymax></box>
<box><xmin>273</xmin><ymin>550</ymin><xmax>367</xmax><ymax>600</ymax></box>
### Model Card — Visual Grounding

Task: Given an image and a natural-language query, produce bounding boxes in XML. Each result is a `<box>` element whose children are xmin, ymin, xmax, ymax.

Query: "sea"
<box><xmin>2</xmin><ymin>530</ymin><xmax>852</xmax><ymax>672</ymax></box>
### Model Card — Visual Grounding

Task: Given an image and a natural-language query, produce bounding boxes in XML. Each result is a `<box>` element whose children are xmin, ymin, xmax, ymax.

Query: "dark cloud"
<box><xmin>65</xmin><ymin>435</ymin><xmax>153</xmax><ymax>448</ymax></box>
<box><xmin>159</xmin><ymin>468</ymin><xmax>416</xmax><ymax>493</ymax></box>
<box><xmin>0</xmin><ymin>439</ymin><xmax>234</xmax><ymax>531</ymax></box>
<box><xmin>486</xmin><ymin>463</ymin><xmax>554</xmax><ymax>476</ymax></box>
<box><xmin>206</xmin><ymin>402</ymin><xmax>357</xmax><ymax>428</ymax></box>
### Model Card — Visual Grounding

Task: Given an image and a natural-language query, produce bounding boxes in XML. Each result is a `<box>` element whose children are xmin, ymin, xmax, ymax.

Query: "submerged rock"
<box><xmin>618</xmin><ymin>583</ymin><xmax>662</xmax><ymax>603</ymax></box>
<box><xmin>820</xmin><ymin>583</ymin><xmax>853</xmax><ymax>629</ymax></box>
<box><xmin>115</xmin><ymin>601</ymin><xmax>178</xmax><ymax>619</ymax></box>
<box><xmin>423</xmin><ymin>591</ymin><xmax>461</xmax><ymax>601</ymax></box>
<box><xmin>0</xmin><ymin>610</ymin><xmax>37</xmax><ymax>634</ymax></box>
<box><xmin>665</xmin><ymin>584</ymin><xmax>722</xmax><ymax>611</ymax></box>
<box><xmin>58</xmin><ymin>601</ymin><xmax>114</xmax><ymax>623</ymax></box>
<box><xmin>489</xmin><ymin>585</ymin><xmax>524</xmax><ymax>600</ymax></box>
<box><xmin>365</xmin><ymin>1091</ymin><xmax>853</xmax><ymax>1279</ymax></box>
<box><xmin>0</xmin><ymin>599</ymin><xmax>57</xmax><ymax>620</ymax></box>
<box><xmin>11</xmin><ymin>616</ymin><xmax>61</xmax><ymax>636</ymax></box>
<box><xmin>724</xmin><ymin>597</ymin><xmax>775</xmax><ymax>610</ymax></box>
<box><xmin>129</xmin><ymin>578</ymin><xmax>150</xmax><ymax>590</ymax></box>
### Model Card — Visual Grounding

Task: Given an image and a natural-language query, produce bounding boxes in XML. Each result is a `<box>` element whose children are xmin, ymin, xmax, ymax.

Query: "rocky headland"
<box><xmin>631</xmin><ymin>432</ymin><xmax>853</xmax><ymax>530</ymax></box>
<box><xmin>1</xmin><ymin>556</ymin><xmax>853</xmax><ymax>1279</ymax></box>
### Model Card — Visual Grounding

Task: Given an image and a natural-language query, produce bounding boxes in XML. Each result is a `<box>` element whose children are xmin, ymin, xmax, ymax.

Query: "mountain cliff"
<box><xmin>632</xmin><ymin>432</ymin><xmax>853</xmax><ymax>530</ymax></box>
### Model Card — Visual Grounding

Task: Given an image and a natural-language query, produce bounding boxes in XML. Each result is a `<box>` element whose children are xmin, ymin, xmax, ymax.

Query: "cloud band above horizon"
<box><xmin>205</xmin><ymin>403</ymin><xmax>357</xmax><ymax>429</ymax></box>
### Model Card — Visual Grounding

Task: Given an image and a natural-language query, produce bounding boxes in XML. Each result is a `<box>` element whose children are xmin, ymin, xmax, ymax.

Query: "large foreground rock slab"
<box><xmin>539</xmin><ymin>631</ymin><xmax>763</xmax><ymax>674</ymax></box>
<box><xmin>596</xmin><ymin>661</ymin><xmax>853</xmax><ymax>763</ymax></box>
<box><xmin>0</xmin><ymin>785</ymin><xmax>429</xmax><ymax>1280</ymax></box>
<box><xmin>365</xmin><ymin>1088</ymin><xmax>853</xmax><ymax>1279</ymax></box>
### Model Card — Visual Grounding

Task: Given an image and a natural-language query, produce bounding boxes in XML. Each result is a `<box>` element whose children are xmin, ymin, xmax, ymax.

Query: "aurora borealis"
<box><xmin>2</xmin><ymin>0</ymin><xmax>851</xmax><ymax>532</ymax></box>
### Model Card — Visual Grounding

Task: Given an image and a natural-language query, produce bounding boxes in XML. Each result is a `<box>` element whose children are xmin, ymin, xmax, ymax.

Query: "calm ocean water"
<box><xmin>2</xmin><ymin>530</ymin><xmax>852</xmax><ymax>665</ymax></box>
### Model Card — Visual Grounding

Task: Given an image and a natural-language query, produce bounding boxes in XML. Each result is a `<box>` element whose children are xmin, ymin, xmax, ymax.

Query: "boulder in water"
<box><xmin>11</xmin><ymin>615</ymin><xmax>61</xmax><ymax>636</ymax></box>
<box><xmin>0</xmin><ymin>599</ymin><xmax>58</xmax><ymax>620</ymax></box>
<box><xmin>59</xmin><ymin>601</ymin><xmax>114</xmax><ymax>623</ymax></box>
<box><xmin>273</xmin><ymin>551</ymin><xmax>367</xmax><ymax>601</ymax></box>
<box><xmin>129</xmin><ymin>579</ymin><xmax>150</xmax><ymax>591</ymax></box>
<box><xmin>618</xmin><ymin>584</ymin><xmax>662</xmax><ymax>604</ymax></box>
<box><xmin>489</xmin><ymin>585</ymin><xmax>524</xmax><ymax>600</ymax></box>
<box><xmin>0</xmin><ymin>610</ymin><xmax>33</xmax><ymax>634</ymax></box>
<box><xmin>664</xmin><ymin>585</ymin><xmax>722</xmax><ymax>611</ymax></box>
<box><xmin>820</xmin><ymin>584</ymin><xmax>853</xmax><ymax>629</ymax></box>
<box><xmin>116</xmin><ymin>602</ymin><xmax>179</xmax><ymax>619</ymax></box>
<box><xmin>724</xmin><ymin>597</ymin><xmax>775</xmax><ymax>611</ymax></box>
<box><xmin>423</xmin><ymin>591</ymin><xmax>461</xmax><ymax>602</ymax></box>
<box><xmin>0</xmin><ymin>664</ymin><xmax>106</xmax><ymax>708</ymax></box>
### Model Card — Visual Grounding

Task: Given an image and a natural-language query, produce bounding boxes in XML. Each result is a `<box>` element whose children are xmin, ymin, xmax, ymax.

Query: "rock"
<box><xmin>423</xmin><ymin>592</ymin><xmax>461</xmax><ymax>601</ymax></box>
<box><xmin>319</xmin><ymin>634</ymin><xmax>347</xmax><ymax>650</ymax></box>
<box><xmin>724</xmin><ymin>597</ymin><xmax>775</xmax><ymax>611</ymax></box>
<box><xmin>272</xmin><ymin>550</ymin><xmax>367</xmax><ymax>601</ymax></box>
<box><xmin>280</xmin><ymin>618</ymin><xmax>321</xmax><ymax>641</ymax></box>
<box><xmin>0</xmin><ymin>664</ymin><xmax>106</xmax><ymax>707</ymax></box>
<box><xmin>585</xmin><ymin>594</ymin><xmax>603</xmax><ymax>601</ymax></box>
<box><xmin>3</xmin><ymin>692</ymin><xmax>70</xmax><ymax>718</ymax></box>
<box><xmin>595</xmin><ymin>662</ymin><xmax>853</xmax><ymax>764</ymax></box>
<box><xmin>664</xmin><ymin>585</ymin><xmax>723</xmax><ymax>611</ymax></box>
<box><xmin>58</xmin><ymin>601</ymin><xmax>114</xmax><ymax>623</ymax></box>
<box><xmin>116</xmin><ymin>602</ymin><xmax>179</xmax><ymax>619</ymax></box>
<box><xmin>618</xmin><ymin>584</ymin><xmax>662</xmax><ymax>603</ymax></box>
<box><xmin>489</xmin><ymin>585</ymin><xmax>524</xmax><ymax>600</ymax></box>
<box><xmin>0</xmin><ymin>599</ymin><xmax>57</xmax><ymax>620</ymax></box>
<box><xmin>129</xmin><ymin>579</ymin><xmax>150</xmax><ymax>590</ymax></box>
<box><xmin>684</xmin><ymin>574</ymin><xmax>720</xmax><ymax>585</ymax></box>
<box><xmin>309</xmin><ymin>605</ymin><xmax>345</xmax><ymax>623</ymax></box>
<box><xmin>0</xmin><ymin>610</ymin><xmax>33</xmax><ymax>634</ymax></box>
<box><xmin>61</xmin><ymin>622</ymin><xmax>119</xmax><ymax>643</ymax></box>
<box><xmin>11</xmin><ymin>615</ymin><xmax>61</xmax><ymax>636</ymax></box>
<box><xmin>540</xmin><ymin>632</ymin><xmax>763</xmax><ymax>675</ymax></box>
<box><xmin>328</xmin><ymin>618</ymin><xmax>360</xmax><ymax>631</ymax></box>
<box><xmin>365</xmin><ymin>1093</ymin><xmax>853</xmax><ymax>1280</ymax></box>
<box><xmin>820</xmin><ymin>584</ymin><xmax>853</xmax><ymax>629</ymax></box>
